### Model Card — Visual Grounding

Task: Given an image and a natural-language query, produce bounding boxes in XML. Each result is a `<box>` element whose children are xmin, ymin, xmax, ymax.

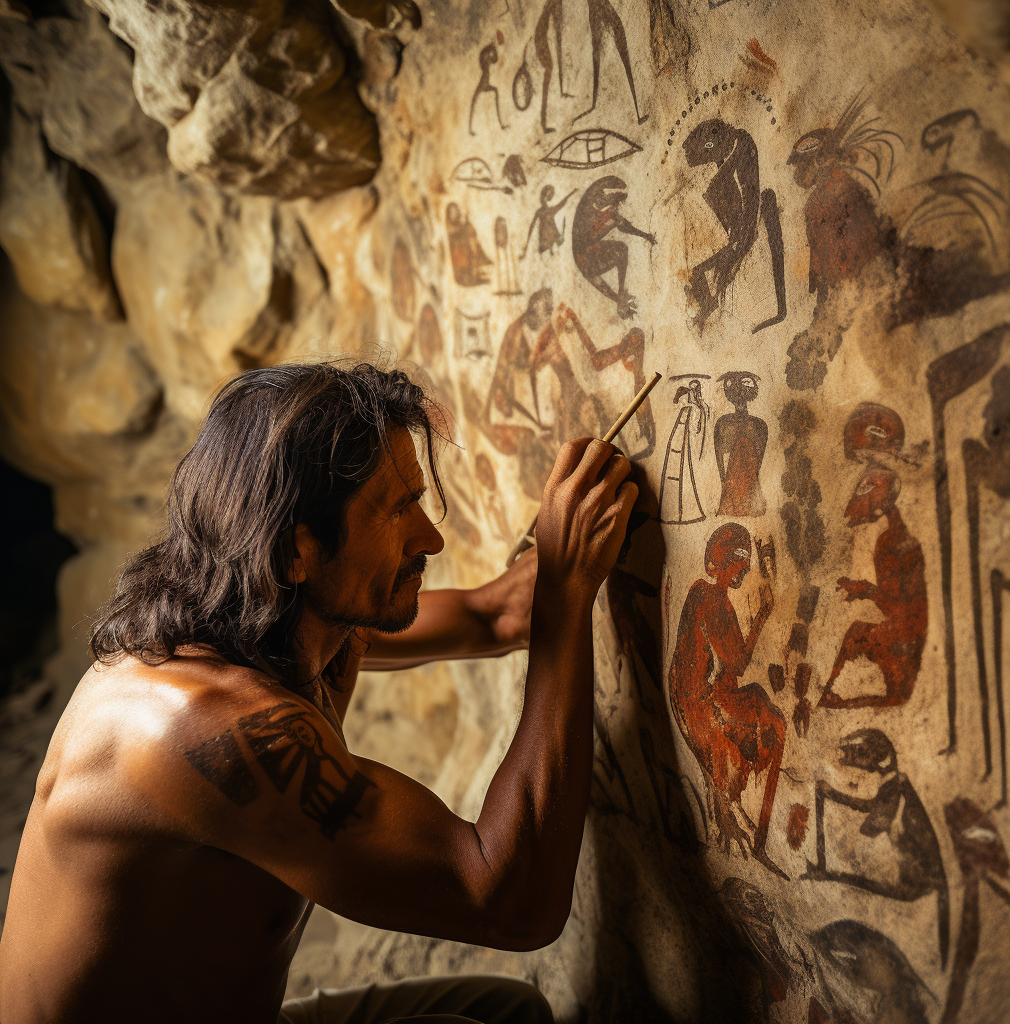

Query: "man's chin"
<box><xmin>363</xmin><ymin>596</ymin><xmax>420</xmax><ymax>635</ymax></box>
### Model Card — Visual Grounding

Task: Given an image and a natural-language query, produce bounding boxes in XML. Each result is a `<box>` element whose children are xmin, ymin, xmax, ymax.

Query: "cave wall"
<box><xmin>2</xmin><ymin>0</ymin><xmax>1010</xmax><ymax>1021</ymax></box>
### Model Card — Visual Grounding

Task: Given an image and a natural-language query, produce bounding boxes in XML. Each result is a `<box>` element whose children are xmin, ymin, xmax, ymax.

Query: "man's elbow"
<box><xmin>489</xmin><ymin>895</ymin><xmax>571</xmax><ymax>951</ymax></box>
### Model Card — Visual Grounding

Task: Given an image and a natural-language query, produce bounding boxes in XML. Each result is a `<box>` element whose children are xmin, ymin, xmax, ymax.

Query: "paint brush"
<box><xmin>505</xmin><ymin>371</ymin><xmax>662</xmax><ymax>568</ymax></box>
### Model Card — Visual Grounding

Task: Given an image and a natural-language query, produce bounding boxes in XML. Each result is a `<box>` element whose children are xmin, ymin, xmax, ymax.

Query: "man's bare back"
<box><xmin>0</xmin><ymin>364</ymin><xmax>637</xmax><ymax>1024</ymax></box>
<box><xmin>2</xmin><ymin>655</ymin><xmax>333</xmax><ymax>1024</ymax></box>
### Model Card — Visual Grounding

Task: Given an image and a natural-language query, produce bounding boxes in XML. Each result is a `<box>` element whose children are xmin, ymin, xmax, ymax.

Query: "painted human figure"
<box><xmin>720</xmin><ymin>877</ymin><xmax>798</xmax><ymax>1016</ymax></box>
<box><xmin>659</xmin><ymin>379</ymin><xmax>708</xmax><ymax>524</ymax></box>
<box><xmin>520</xmin><ymin>185</ymin><xmax>576</xmax><ymax>258</ymax></box>
<box><xmin>715</xmin><ymin>371</ymin><xmax>767</xmax><ymax>517</ymax></box>
<box><xmin>926</xmin><ymin>325</ymin><xmax>1009</xmax><ymax>761</ymax></box>
<box><xmin>666</xmin><ymin>522</ymin><xmax>787</xmax><ymax>878</ymax></box>
<box><xmin>528</xmin><ymin>300</ymin><xmax>605</xmax><ymax>442</ymax></box>
<box><xmin>819</xmin><ymin>468</ymin><xmax>927</xmax><ymax>709</ymax></box>
<box><xmin>571</xmin><ymin>175</ymin><xmax>655</xmax><ymax>319</ymax></box>
<box><xmin>801</xmin><ymin>729</ymin><xmax>949</xmax><ymax>969</ymax></box>
<box><xmin>683</xmin><ymin>119</ymin><xmax>786</xmax><ymax>333</ymax></box>
<box><xmin>573</xmin><ymin>0</ymin><xmax>647</xmax><ymax>126</ymax></box>
<box><xmin>445</xmin><ymin>203</ymin><xmax>492</xmax><ymax>286</ymax></box>
<box><xmin>469</xmin><ymin>35</ymin><xmax>508</xmax><ymax>136</ymax></box>
<box><xmin>469</xmin><ymin>290</ymin><xmax>600</xmax><ymax>500</ymax></box>
<box><xmin>962</xmin><ymin>365</ymin><xmax>1010</xmax><ymax>797</ymax></box>
<box><xmin>557</xmin><ymin>305</ymin><xmax>656</xmax><ymax>459</ymax></box>
<box><xmin>533</xmin><ymin>0</ymin><xmax>572</xmax><ymax>133</ymax></box>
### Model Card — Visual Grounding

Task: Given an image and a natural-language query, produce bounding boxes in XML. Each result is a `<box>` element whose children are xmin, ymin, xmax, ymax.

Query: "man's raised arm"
<box><xmin>148</xmin><ymin>438</ymin><xmax>635</xmax><ymax>951</ymax></box>
<box><xmin>359</xmin><ymin>550</ymin><xmax>538</xmax><ymax>670</ymax></box>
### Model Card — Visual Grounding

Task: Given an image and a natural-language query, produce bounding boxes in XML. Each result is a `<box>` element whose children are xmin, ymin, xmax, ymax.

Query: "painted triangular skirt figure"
<box><xmin>659</xmin><ymin>385</ymin><xmax>707</xmax><ymax>524</ymax></box>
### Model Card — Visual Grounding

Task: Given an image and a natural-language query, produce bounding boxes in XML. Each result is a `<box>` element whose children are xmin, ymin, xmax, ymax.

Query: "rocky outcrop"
<box><xmin>87</xmin><ymin>0</ymin><xmax>380</xmax><ymax>199</ymax></box>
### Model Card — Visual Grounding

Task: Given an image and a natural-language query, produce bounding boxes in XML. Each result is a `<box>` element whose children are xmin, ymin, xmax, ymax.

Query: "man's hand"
<box><xmin>534</xmin><ymin>438</ymin><xmax>638</xmax><ymax>598</ymax></box>
<box><xmin>472</xmin><ymin>545</ymin><xmax>538</xmax><ymax>648</ymax></box>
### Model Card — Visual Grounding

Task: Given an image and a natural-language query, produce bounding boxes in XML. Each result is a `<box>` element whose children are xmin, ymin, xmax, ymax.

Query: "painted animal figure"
<box><xmin>665</xmin><ymin>522</ymin><xmax>787</xmax><ymax>878</ymax></box>
<box><xmin>940</xmin><ymin>798</ymin><xmax>1010</xmax><ymax>1024</ymax></box>
<box><xmin>819</xmin><ymin>468</ymin><xmax>927</xmax><ymax>709</ymax></box>
<box><xmin>572</xmin><ymin>175</ymin><xmax>655</xmax><ymax>319</ymax></box>
<box><xmin>802</xmin><ymin>729</ymin><xmax>949</xmax><ymax>968</ymax></box>
<box><xmin>683</xmin><ymin>119</ymin><xmax>786</xmax><ymax>333</ymax></box>
<box><xmin>812</xmin><ymin>920</ymin><xmax>930</xmax><ymax>1024</ymax></box>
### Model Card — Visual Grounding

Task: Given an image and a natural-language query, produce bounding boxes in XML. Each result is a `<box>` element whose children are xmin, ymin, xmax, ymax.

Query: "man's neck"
<box><xmin>294</xmin><ymin>610</ymin><xmax>353</xmax><ymax>689</ymax></box>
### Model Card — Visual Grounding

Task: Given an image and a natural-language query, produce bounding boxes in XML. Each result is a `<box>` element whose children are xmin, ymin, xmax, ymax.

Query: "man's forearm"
<box><xmin>472</xmin><ymin>589</ymin><xmax>596</xmax><ymax>942</ymax></box>
<box><xmin>360</xmin><ymin>588</ymin><xmax>522</xmax><ymax>670</ymax></box>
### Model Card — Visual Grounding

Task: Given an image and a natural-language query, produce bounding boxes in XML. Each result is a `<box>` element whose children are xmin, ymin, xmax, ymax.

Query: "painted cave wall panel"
<box><xmin>358</xmin><ymin>0</ymin><xmax>1010</xmax><ymax>1020</ymax></box>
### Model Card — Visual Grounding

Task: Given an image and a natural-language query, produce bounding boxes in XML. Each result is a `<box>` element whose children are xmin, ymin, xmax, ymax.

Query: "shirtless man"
<box><xmin>0</xmin><ymin>363</ymin><xmax>637</xmax><ymax>1024</ymax></box>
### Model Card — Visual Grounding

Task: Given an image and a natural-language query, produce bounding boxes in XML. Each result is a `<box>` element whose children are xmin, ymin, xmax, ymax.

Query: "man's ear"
<box><xmin>289</xmin><ymin>523</ymin><xmax>318</xmax><ymax>584</ymax></box>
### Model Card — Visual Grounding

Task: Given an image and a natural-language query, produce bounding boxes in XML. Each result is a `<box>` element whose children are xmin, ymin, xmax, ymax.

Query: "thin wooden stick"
<box><xmin>505</xmin><ymin>371</ymin><xmax>662</xmax><ymax>567</ymax></box>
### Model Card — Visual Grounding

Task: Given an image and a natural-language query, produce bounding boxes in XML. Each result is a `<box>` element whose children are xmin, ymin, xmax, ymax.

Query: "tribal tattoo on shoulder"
<box><xmin>184</xmin><ymin>702</ymin><xmax>375</xmax><ymax>839</ymax></box>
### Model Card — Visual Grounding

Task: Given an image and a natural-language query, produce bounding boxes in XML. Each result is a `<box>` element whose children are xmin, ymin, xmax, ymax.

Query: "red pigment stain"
<box><xmin>747</xmin><ymin>38</ymin><xmax>777</xmax><ymax>71</ymax></box>
<box><xmin>786</xmin><ymin>803</ymin><xmax>809</xmax><ymax>850</ymax></box>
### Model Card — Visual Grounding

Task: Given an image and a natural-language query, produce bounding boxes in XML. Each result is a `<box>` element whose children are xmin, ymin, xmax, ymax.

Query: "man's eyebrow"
<box><xmin>392</xmin><ymin>483</ymin><xmax>427</xmax><ymax>511</ymax></box>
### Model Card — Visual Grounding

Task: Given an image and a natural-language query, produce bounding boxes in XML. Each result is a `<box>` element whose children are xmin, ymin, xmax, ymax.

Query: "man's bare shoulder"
<box><xmin>37</xmin><ymin>653</ymin><xmax>316</xmax><ymax>834</ymax></box>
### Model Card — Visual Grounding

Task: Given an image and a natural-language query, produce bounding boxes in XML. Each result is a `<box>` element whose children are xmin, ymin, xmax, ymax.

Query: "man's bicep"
<box><xmin>174</xmin><ymin>701</ymin><xmax>500</xmax><ymax>942</ymax></box>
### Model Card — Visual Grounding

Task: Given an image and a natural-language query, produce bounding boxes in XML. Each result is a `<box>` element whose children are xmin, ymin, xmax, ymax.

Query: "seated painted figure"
<box><xmin>820</xmin><ymin>467</ymin><xmax>927</xmax><ymax>709</ymax></box>
<box><xmin>667</xmin><ymin>522</ymin><xmax>787</xmax><ymax>878</ymax></box>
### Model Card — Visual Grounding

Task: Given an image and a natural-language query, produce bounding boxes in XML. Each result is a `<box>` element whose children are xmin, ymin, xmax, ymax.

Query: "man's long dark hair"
<box><xmin>90</xmin><ymin>362</ymin><xmax>447</xmax><ymax>685</ymax></box>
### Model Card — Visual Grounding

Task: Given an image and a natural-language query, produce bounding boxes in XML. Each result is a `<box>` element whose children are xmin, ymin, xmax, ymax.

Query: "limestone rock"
<box><xmin>0</xmin><ymin>106</ymin><xmax>121</xmax><ymax>320</ymax></box>
<box><xmin>111</xmin><ymin>175</ymin><xmax>333</xmax><ymax>421</ymax></box>
<box><xmin>88</xmin><ymin>0</ymin><xmax>380</xmax><ymax>198</ymax></box>
<box><xmin>0</xmin><ymin>0</ymin><xmax>168</xmax><ymax>185</ymax></box>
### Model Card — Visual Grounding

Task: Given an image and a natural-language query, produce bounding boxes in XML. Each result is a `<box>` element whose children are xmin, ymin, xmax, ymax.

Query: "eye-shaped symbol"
<box><xmin>541</xmin><ymin>129</ymin><xmax>642</xmax><ymax>169</ymax></box>
<box><xmin>704</xmin><ymin>141</ymin><xmax>714</xmax><ymax>149</ymax></box>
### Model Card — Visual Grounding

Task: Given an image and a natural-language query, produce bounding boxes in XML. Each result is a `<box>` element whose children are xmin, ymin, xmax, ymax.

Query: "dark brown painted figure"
<box><xmin>446</xmin><ymin>203</ymin><xmax>492</xmax><ymax>286</ymax></box>
<box><xmin>786</xmin><ymin>95</ymin><xmax>895</xmax><ymax>302</ymax></box>
<box><xmin>572</xmin><ymin>175</ymin><xmax>655</xmax><ymax>320</ymax></box>
<box><xmin>811</xmin><ymin>919</ymin><xmax>930</xmax><ymax>1024</ymax></box>
<box><xmin>963</xmin><ymin>366</ymin><xmax>1010</xmax><ymax>803</ymax></box>
<box><xmin>819</xmin><ymin>468</ymin><xmax>926</xmax><ymax>709</ymax></box>
<box><xmin>940</xmin><ymin>798</ymin><xmax>1010</xmax><ymax>1024</ymax></box>
<box><xmin>573</xmin><ymin>0</ymin><xmax>646</xmax><ymax>126</ymax></box>
<box><xmin>926</xmin><ymin>325</ymin><xmax>1009</xmax><ymax>761</ymax></box>
<box><xmin>666</xmin><ymin>523</ymin><xmax>787</xmax><ymax>878</ymax></box>
<box><xmin>801</xmin><ymin>729</ymin><xmax>949</xmax><ymax>968</ymax></box>
<box><xmin>520</xmin><ymin>185</ymin><xmax>576</xmax><ymax>258</ymax></box>
<box><xmin>715</xmin><ymin>371</ymin><xmax>767</xmax><ymax>517</ymax></box>
<box><xmin>720</xmin><ymin>877</ymin><xmax>800</xmax><ymax>1018</ymax></box>
<box><xmin>469</xmin><ymin>34</ymin><xmax>508</xmax><ymax>136</ymax></box>
<box><xmin>683</xmin><ymin>120</ymin><xmax>786</xmax><ymax>333</ymax></box>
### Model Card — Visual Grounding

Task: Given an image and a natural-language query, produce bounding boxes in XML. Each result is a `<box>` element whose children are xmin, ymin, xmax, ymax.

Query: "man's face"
<box><xmin>297</xmin><ymin>428</ymin><xmax>444</xmax><ymax>634</ymax></box>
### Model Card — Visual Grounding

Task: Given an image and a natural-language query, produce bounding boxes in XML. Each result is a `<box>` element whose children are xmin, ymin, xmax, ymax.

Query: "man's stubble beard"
<box><xmin>312</xmin><ymin>554</ymin><xmax>426</xmax><ymax>635</ymax></box>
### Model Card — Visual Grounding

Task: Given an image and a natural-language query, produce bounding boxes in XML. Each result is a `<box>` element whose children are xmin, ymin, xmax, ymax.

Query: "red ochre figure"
<box><xmin>819</xmin><ymin>468</ymin><xmax>927</xmax><ymax>709</ymax></box>
<box><xmin>667</xmin><ymin>522</ymin><xmax>787</xmax><ymax>878</ymax></box>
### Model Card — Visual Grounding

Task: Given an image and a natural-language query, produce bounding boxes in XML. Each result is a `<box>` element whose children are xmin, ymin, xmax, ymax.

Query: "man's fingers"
<box><xmin>572</xmin><ymin>438</ymin><xmax>618</xmax><ymax>488</ymax></box>
<box><xmin>588</xmin><ymin>451</ymin><xmax>633</xmax><ymax>506</ymax></box>
<box><xmin>546</xmin><ymin>437</ymin><xmax>595</xmax><ymax>490</ymax></box>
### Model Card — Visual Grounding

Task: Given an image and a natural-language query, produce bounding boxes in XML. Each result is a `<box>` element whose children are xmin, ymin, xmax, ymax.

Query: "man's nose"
<box><xmin>410</xmin><ymin>508</ymin><xmax>445</xmax><ymax>557</ymax></box>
